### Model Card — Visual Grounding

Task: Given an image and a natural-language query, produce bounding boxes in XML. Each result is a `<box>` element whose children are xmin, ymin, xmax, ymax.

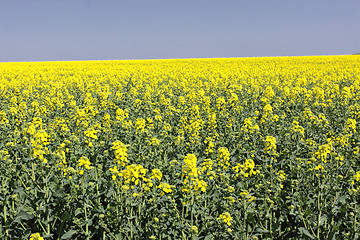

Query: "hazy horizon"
<box><xmin>1</xmin><ymin>0</ymin><xmax>359</xmax><ymax>62</ymax></box>
<box><xmin>2</xmin><ymin>54</ymin><xmax>359</xmax><ymax>64</ymax></box>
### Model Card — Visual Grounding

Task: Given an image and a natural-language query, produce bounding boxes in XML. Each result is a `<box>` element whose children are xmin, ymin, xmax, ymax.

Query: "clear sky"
<box><xmin>1</xmin><ymin>0</ymin><xmax>359</xmax><ymax>62</ymax></box>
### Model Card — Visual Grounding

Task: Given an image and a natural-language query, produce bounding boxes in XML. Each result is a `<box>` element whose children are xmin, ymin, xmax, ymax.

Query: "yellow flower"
<box><xmin>264</xmin><ymin>136</ymin><xmax>276</xmax><ymax>154</ymax></box>
<box><xmin>240</xmin><ymin>190</ymin><xmax>249</xmax><ymax>197</ymax></box>
<box><xmin>155</xmin><ymin>114</ymin><xmax>162</xmax><ymax>122</ymax></box>
<box><xmin>233</xmin><ymin>159</ymin><xmax>259</xmax><ymax>178</ymax></box>
<box><xmin>351</xmin><ymin>172</ymin><xmax>360</xmax><ymax>184</ymax></box>
<box><xmin>78</xmin><ymin>156</ymin><xmax>91</xmax><ymax>169</ymax></box>
<box><xmin>116</xmin><ymin>108</ymin><xmax>128</xmax><ymax>121</ymax></box>
<box><xmin>314</xmin><ymin>142</ymin><xmax>332</xmax><ymax>163</ymax></box>
<box><xmin>164</xmin><ymin>123</ymin><xmax>172</xmax><ymax>131</ymax></box>
<box><xmin>135</xmin><ymin>118</ymin><xmax>146</xmax><ymax>134</ymax></box>
<box><xmin>149</xmin><ymin>137</ymin><xmax>160</xmax><ymax>146</ymax></box>
<box><xmin>190</xmin><ymin>225</ymin><xmax>199</xmax><ymax>234</ymax></box>
<box><xmin>264</xmin><ymin>86</ymin><xmax>275</xmax><ymax>99</ymax></box>
<box><xmin>29</xmin><ymin>233</ymin><xmax>44</xmax><ymax>240</ymax></box>
<box><xmin>345</xmin><ymin>118</ymin><xmax>357</xmax><ymax>133</ymax></box>
<box><xmin>200</xmin><ymin>158</ymin><xmax>214</xmax><ymax>174</ymax></box>
<box><xmin>157</xmin><ymin>182</ymin><xmax>173</xmax><ymax>195</ymax></box>
<box><xmin>84</xmin><ymin>128</ymin><xmax>98</xmax><ymax>139</ymax></box>
<box><xmin>204</xmin><ymin>136</ymin><xmax>216</xmax><ymax>154</ymax></box>
<box><xmin>150</xmin><ymin>169</ymin><xmax>163</xmax><ymax>181</ymax></box>
<box><xmin>218</xmin><ymin>212</ymin><xmax>232</xmax><ymax>226</ymax></box>
<box><xmin>341</xmin><ymin>86</ymin><xmax>352</xmax><ymax>99</ymax></box>
<box><xmin>241</xmin><ymin>117</ymin><xmax>259</xmax><ymax>140</ymax></box>
<box><xmin>119</xmin><ymin>164</ymin><xmax>148</xmax><ymax>187</ymax></box>
<box><xmin>193</xmin><ymin>178</ymin><xmax>207</xmax><ymax>194</ymax></box>
<box><xmin>291</xmin><ymin>121</ymin><xmax>304</xmax><ymax>137</ymax></box>
<box><xmin>112</xmin><ymin>141</ymin><xmax>128</xmax><ymax>166</ymax></box>
<box><xmin>314</xmin><ymin>164</ymin><xmax>325</xmax><ymax>171</ymax></box>
<box><xmin>217</xmin><ymin>147</ymin><xmax>230</xmax><ymax>170</ymax></box>
<box><xmin>276</xmin><ymin>170</ymin><xmax>286</xmax><ymax>181</ymax></box>
<box><xmin>216</xmin><ymin>96</ymin><xmax>226</xmax><ymax>110</ymax></box>
<box><xmin>183</xmin><ymin>154</ymin><xmax>198</xmax><ymax>178</ymax></box>
<box><xmin>239</xmin><ymin>190</ymin><xmax>257</xmax><ymax>202</ymax></box>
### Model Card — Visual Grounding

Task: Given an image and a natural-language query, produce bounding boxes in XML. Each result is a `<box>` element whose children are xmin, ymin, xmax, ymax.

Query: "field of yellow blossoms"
<box><xmin>1</xmin><ymin>55</ymin><xmax>360</xmax><ymax>239</ymax></box>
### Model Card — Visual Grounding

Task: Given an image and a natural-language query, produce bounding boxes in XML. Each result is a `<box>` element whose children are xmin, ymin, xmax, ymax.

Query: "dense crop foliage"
<box><xmin>1</xmin><ymin>56</ymin><xmax>360</xmax><ymax>239</ymax></box>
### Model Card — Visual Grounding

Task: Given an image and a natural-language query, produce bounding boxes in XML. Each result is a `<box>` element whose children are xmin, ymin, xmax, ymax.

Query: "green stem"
<box><xmin>129</xmin><ymin>206</ymin><xmax>133</xmax><ymax>239</ymax></box>
<box><xmin>44</xmin><ymin>179</ymin><xmax>50</xmax><ymax>235</ymax></box>
<box><xmin>11</xmin><ymin>200</ymin><xmax>14</xmax><ymax>214</ymax></box>
<box><xmin>317</xmin><ymin>210</ymin><xmax>321</xmax><ymax>239</ymax></box>
<box><xmin>46</xmin><ymin>209</ymin><xmax>50</xmax><ymax>235</ymax></box>
<box><xmin>83</xmin><ymin>177</ymin><xmax>90</xmax><ymax>240</ymax></box>
<box><xmin>181</xmin><ymin>203</ymin><xmax>186</xmax><ymax>240</ymax></box>
<box><xmin>37</xmin><ymin>218</ymin><xmax>48</xmax><ymax>234</ymax></box>
<box><xmin>23</xmin><ymin>163</ymin><xmax>41</xmax><ymax>197</ymax></box>
<box><xmin>84</xmin><ymin>201</ymin><xmax>89</xmax><ymax>240</ymax></box>
<box><xmin>32</xmin><ymin>163</ymin><xmax>36</xmax><ymax>183</ymax></box>
<box><xmin>317</xmin><ymin>179</ymin><xmax>322</xmax><ymax>240</ymax></box>
<box><xmin>269</xmin><ymin>207</ymin><xmax>272</xmax><ymax>236</ymax></box>
<box><xmin>181</xmin><ymin>175</ymin><xmax>185</xmax><ymax>240</ymax></box>
<box><xmin>4</xmin><ymin>204</ymin><xmax>8</xmax><ymax>238</ymax></box>
<box><xmin>137</xmin><ymin>200</ymin><xmax>143</xmax><ymax>228</ymax></box>
<box><xmin>191</xmin><ymin>192</ymin><xmax>194</xmax><ymax>227</ymax></box>
<box><xmin>299</xmin><ymin>204</ymin><xmax>316</xmax><ymax>237</ymax></box>
<box><xmin>244</xmin><ymin>200</ymin><xmax>247</xmax><ymax>239</ymax></box>
<box><xmin>354</xmin><ymin>196</ymin><xmax>357</xmax><ymax>235</ymax></box>
<box><xmin>95</xmin><ymin>168</ymin><xmax>100</xmax><ymax>199</ymax></box>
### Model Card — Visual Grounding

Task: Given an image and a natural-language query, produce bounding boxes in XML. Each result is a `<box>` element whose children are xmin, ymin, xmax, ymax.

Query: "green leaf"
<box><xmin>255</xmin><ymin>227</ymin><xmax>269</xmax><ymax>233</ymax></box>
<box><xmin>204</xmin><ymin>234</ymin><xmax>213</xmax><ymax>240</ymax></box>
<box><xmin>298</xmin><ymin>227</ymin><xmax>315</xmax><ymax>239</ymax></box>
<box><xmin>304</xmin><ymin>208</ymin><xmax>311</xmax><ymax>217</ymax></box>
<box><xmin>74</xmin><ymin>208</ymin><xmax>82</xmax><ymax>216</ymax></box>
<box><xmin>61</xmin><ymin>229</ymin><xmax>77</xmax><ymax>239</ymax></box>
<box><xmin>319</xmin><ymin>214</ymin><xmax>327</xmax><ymax>226</ymax></box>
<box><xmin>14</xmin><ymin>210</ymin><xmax>33</xmax><ymax>222</ymax></box>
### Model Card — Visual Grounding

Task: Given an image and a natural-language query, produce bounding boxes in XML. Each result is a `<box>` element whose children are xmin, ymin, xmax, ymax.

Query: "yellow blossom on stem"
<box><xmin>183</xmin><ymin>154</ymin><xmax>198</xmax><ymax>178</ymax></box>
<box><xmin>29</xmin><ymin>233</ymin><xmax>44</xmax><ymax>240</ymax></box>
<box><xmin>264</xmin><ymin>136</ymin><xmax>276</xmax><ymax>154</ymax></box>
<box><xmin>218</xmin><ymin>212</ymin><xmax>232</xmax><ymax>226</ymax></box>
<box><xmin>112</xmin><ymin>140</ymin><xmax>128</xmax><ymax>166</ymax></box>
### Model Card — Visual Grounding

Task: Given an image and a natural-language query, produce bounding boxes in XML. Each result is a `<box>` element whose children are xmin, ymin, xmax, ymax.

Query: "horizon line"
<box><xmin>0</xmin><ymin>53</ymin><xmax>357</xmax><ymax>64</ymax></box>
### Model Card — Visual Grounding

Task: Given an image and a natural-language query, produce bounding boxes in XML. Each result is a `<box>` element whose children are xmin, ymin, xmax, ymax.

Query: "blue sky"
<box><xmin>1</xmin><ymin>0</ymin><xmax>359</xmax><ymax>62</ymax></box>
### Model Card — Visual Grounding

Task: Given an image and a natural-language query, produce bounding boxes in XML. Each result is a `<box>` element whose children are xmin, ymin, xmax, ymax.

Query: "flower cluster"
<box><xmin>217</xmin><ymin>147</ymin><xmax>231</xmax><ymax>170</ymax></box>
<box><xmin>182</xmin><ymin>154</ymin><xmax>208</xmax><ymax>194</ymax></box>
<box><xmin>264</xmin><ymin>136</ymin><xmax>277</xmax><ymax>154</ymax></box>
<box><xmin>25</xmin><ymin>117</ymin><xmax>50</xmax><ymax>164</ymax></box>
<box><xmin>241</xmin><ymin>117</ymin><xmax>259</xmax><ymax>140</ymax></box>
<box><xmin>218</xmin><ymin>212</ymin><xmax>232</xmax><ymax>226</ymax></box>
<box><xmin>112</xmin><ymin>141</ymin><xmax>128</xmax><ymax>166</ymax></box>
<box><xmin>314</xmin><ymin>141</ymin><xmax>333</xmax><ymax>163</ymax></box>
<box><xmin>78</xmin><ymin>156</ymin><xmax>92</xmax><ymax>175</ymax></box>
<box><xmin>345</xmin><ymin>118</ymin><xmax>357</xmax><ymax>133</ymax></box>
<box><xmin>182</xmin><ymin>154</ymin><xmax>198</xmax><ymax>179</ymax></box>
<box><xmin>29</xmin><ymin>233</ymin><xmax>44</xmax><ymax>240</ymax></box>
<box><xmin>135</xmin><ymin>118</ymin><xmax>146</xmax><ymax>134</ymax></box>
<box><xmin>233</xmin><ymin>159</ymin><xmax>259</xmax><ymax>178</ymax></box>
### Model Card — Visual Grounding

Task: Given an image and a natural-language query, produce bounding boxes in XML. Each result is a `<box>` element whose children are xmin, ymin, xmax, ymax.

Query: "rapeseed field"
<box><xmin>1</xmin><ymin>55</ymin><xmax>360</xmax><ymax>239</ymax></box>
